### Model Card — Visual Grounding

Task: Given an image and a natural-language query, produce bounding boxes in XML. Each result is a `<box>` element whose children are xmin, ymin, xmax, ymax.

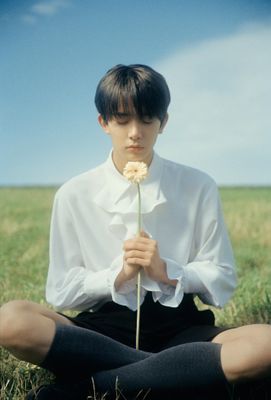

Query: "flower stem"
<box><xmin>136</xmin><ymin>270</ymin><xmax>141</xmax><ymax>350</ymax></box>
<box><xmin>136</xmin><ymin>183</ymin><xmax>141</xmax><ymax>350</ymax></box>
<box><xmin>137</xmin><ymin>183</ymin><xmax>142</xmax><ymax>235</ymax></box>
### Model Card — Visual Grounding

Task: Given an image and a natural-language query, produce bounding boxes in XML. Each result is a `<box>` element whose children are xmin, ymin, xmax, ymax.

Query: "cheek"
<box><xmin>112</xmin><ymin>134</ymin><xmax>126</xmax><ymax>147</ymax></box>
<box><xmin>150</xmin><ymin>133</ymin><xmax>159</xmax><ymax>144</ymax></box>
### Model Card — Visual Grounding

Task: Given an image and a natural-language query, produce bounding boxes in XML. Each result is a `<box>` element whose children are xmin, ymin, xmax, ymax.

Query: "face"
<box><xmin>98</xmin><ymin>112</ymin><xmax>168</xmax><ymax>173</ymax></box>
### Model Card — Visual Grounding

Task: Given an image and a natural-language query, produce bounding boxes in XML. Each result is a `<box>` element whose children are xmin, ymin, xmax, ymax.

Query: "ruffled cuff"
<box><xmin>108</xmin><ymin>254</ymin><xmax>146</xmax><ymax>311</ymax></box>
<box><xmin>140</xmin><ymin>258</ymin><xmax>185</xmax><ymax>308</ymax></box>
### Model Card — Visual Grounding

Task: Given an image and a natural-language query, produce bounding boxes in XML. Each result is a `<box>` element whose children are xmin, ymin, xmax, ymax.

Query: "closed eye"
<box><xmin>142</xmin><ymin>117</ymin><xmax>154</xmax><ymax>124</ymax></box>
<box><xmin>114</xmin><ymin>113</ymin><xmax>131</xmax><ymax>124</ymax></box>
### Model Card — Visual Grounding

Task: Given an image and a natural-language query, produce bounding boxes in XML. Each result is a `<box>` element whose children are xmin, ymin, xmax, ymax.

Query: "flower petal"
<box><xmin>123</xmin><ymin>161</ymin><xmax>148</xmax><ymax>184</ymax></box>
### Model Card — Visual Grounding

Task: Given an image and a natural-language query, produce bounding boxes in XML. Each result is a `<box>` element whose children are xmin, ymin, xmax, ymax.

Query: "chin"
<box><xmin>129</xmin><ymin>155</ymin><xmax>146</xmax><ymax>162</ymax></box>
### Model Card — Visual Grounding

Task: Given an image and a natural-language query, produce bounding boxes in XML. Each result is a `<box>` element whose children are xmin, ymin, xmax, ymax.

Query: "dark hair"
<box><xmin>95</xmin><ymin>64</ymin><xmax>170</xmax><ymax>123</ymax></box>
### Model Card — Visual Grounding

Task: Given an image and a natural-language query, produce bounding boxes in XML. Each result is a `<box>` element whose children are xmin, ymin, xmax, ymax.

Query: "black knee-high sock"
<box><xmin>40</xmin><ymin>323</ymin><xmax>150</xmax><ymax>380</ymax></box>
<box><xmin>93</xmin><ymin>342</ymin><xmax>229</xmax><ymax>398</ymax></box>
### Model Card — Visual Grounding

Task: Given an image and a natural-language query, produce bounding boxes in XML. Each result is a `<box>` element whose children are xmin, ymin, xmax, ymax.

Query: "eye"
<box><xmin>142</xmin><ymin>116</ymin><xmax>153</xmax><ymax>124</ymax></box>
<box><xmin>117</xmin><ymin>119</ymin><xmax>128</xmax><ymax>125</ymax></box>
<box><xmin>115</xmin><ymin>115</ymin><xmax>131</xmax><ymax>125</ymax></box>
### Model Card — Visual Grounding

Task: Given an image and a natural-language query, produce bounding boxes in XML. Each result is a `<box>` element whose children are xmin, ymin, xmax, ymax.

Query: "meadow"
<box><xmin>0</xmin><ymin>186</ymin><xmax>271</xmax><ymax>399</ymax></box>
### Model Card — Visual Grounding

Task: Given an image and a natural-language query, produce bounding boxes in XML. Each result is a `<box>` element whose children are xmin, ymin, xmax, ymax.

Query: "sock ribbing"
<box><xmin>40</xmin><ymin>323</ymin><xmax>150</xmax><ymax>379</ymax></box>
<box><xmin>93</xmin><ymin>342</ymin><xmax>229</xmax><ymax>398</ymax></box>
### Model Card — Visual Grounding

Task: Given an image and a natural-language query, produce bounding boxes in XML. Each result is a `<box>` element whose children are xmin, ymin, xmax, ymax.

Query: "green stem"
<box><xmin>137</xmin><ymin>183</ymin><xmax>142</xmax><ymax>235</ymax></box>
<box><xmin>136</xmin><ymin>183</ymin><xmax>141</xmax><ymax>350</ymax></box>
<box><xmin>136</xmin><ymin>270</ymin><xmax>141</xmax><ymax>350</ymax></box>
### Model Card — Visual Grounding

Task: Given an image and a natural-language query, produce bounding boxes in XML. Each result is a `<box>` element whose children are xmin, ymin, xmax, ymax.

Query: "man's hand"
<box><xmin>124</xmin><ymin>231</ymin><xmax>168</xmax><ymax>282</ymax></box>
<box><xmin>114</xmin><ymin>245</ymin><xmax>141</xmax><ymax>291</ymax></box>
<box><xmin>115</xmin><ymin>231</ymin><xmax>177</xmax><ymax>291</ymax></box>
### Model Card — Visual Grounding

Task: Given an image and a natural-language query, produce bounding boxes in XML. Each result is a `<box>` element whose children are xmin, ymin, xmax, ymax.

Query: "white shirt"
<box><xmin>46</xmin><ymin>152</ymin><xmax>237</xmax><ymax>311</ymax></box>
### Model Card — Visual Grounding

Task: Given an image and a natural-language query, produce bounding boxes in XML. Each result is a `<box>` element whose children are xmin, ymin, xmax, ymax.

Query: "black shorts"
<box><xmin>61</xmin><ymin>293</ymin><xmax>227</xmax><ymax>352</ymax></box>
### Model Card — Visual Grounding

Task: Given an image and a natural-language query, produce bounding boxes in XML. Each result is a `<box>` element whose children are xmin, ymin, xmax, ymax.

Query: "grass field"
<box><xmin>0</xmin><ymin>186</ymin><xmax>271</xmax><ymax>399</ymax></box>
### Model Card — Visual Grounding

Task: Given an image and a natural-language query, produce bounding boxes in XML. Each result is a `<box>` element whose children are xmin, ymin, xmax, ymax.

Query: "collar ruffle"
<box><xmin>93</xmin><ymin>151</ymin><xmax>167</xmax><ymax>238</ymax></box>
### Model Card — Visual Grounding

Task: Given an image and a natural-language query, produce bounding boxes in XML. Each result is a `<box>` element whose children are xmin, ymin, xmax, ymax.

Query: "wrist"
<box><xmin>115</xmin><ymin>267</ymin><xmax>139</xmax><ymax>291</ymax></box>
<box><xmin>161</xmin><ymin>260</ymin><xmax>177</xmax><ymax>287</ymax></box>
<box><xmin>115</xmin><ymin>269</ymin><xmax>126</xmax><ymax>291</ymax></box>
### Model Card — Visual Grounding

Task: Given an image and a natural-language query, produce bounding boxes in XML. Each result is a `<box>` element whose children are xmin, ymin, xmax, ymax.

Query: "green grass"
<box><xmin>0</xmin><ymin>186</ymin><xmax>271</xmax><ymax>399</ymax></box>
<box><xmin>211</xmin><ymin>187</ymin><xmax>271</xmax><ymax>327</ymax></box>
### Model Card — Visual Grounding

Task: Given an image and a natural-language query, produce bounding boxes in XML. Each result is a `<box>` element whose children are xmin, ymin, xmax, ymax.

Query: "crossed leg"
<box><xmin>1</xmin><ymin>300</ymin><xmax>271</xmax><ymax>385</ymax></box>
<box><xmin>212</xmin><ymin>324</ymin><xmax>271</xmax><ymax>382</ymax></box>
<box><xmin>0</xmin><ymin>299</ymin><xmax>75</xmax><ymax>364</ymax></box>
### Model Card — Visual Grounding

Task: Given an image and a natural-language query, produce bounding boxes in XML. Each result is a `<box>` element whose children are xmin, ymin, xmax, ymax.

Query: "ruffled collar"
<box><xmin>93</xmin><ymin>151</ymin><xmax>167</xmax><ymax>238</ymax></box>
<box><xmin>93</xmin><ymin>151</ymin><xmax>166</xmax><ymax>214</ymax></box>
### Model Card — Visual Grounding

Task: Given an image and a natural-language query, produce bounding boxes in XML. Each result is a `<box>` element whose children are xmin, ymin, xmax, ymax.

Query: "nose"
<box><xmin>128</xmin><ymin>120</ymin><xmax>143</xmax><ymax>141</ymax></box>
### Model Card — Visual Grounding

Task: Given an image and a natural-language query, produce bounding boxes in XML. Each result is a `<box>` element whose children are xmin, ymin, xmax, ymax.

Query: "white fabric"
<box><xmin>46</xmin><ymin>152</ymin><xmax>237</xmax><ymax>311</ymax></box>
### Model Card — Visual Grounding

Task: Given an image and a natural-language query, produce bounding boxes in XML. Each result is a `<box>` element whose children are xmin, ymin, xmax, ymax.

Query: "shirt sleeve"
<box><xmin>46</xmin><ymin>192</ymin><xmax>138</xmax><ymax>311</ymax></box>
<box><xmin>141</xmin><ymin>181</ymin><xmax>237</xmax><ymax>308</ymax></box>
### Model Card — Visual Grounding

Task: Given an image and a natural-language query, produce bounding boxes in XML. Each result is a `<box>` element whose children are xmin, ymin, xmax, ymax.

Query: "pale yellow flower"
<box><xmin>123</xmin><ymin>161</ymin><xmax>148</xmax><ymax>350</ymax></box>
<box><xmin>123</xmin><ymin>162</ymin><xmax>148</xmax><ymax>184</ymax></box>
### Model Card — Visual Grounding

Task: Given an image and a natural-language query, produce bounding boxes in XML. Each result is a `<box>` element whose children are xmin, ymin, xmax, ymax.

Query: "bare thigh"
<box><xmin>20</xmin><ymin>300</ymin><xmax>76</xmax><ymax>326</ymax></box>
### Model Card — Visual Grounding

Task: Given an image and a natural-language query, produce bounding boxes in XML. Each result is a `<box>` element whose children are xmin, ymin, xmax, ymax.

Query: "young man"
<box><xmin>1</xmin><ymin>64</ymin><xmax>271</xmax><ymax>400</ymax></box>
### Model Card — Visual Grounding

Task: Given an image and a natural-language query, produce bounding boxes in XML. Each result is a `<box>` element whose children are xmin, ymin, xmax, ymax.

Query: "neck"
<box><xmin>112</xmin><ymin>151</ymin><xmax>154</xmax><ymax>174</ymax></box>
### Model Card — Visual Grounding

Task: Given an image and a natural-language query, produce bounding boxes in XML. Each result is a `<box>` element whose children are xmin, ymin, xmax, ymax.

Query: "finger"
<box><xmin>123</xmin><ymin>239</ymin><xmax>150</xmax><ymax>251</ymax></box>
<box><xmin>125</xmin><ymin>250</ymin><xmax>153</xmax><ymax>266</ymax></box>
<box><xmin>139</xmin><ymin>230</ymin><xmax>150</xmax><ymax>238</ymax></box>
<box><xmin>123</xmin><ymin>261</ymin><xmax>141</xmax><ymax>271</ymax></box>
<box><xmin>126</xmin><ymin>257</ymin><xmax>150</xmax><ymax>268</ymax></box>
<box><xmin>124</xmin><ymin>249</ymin><xmax>147</xmax><ymax>261</ymax></box>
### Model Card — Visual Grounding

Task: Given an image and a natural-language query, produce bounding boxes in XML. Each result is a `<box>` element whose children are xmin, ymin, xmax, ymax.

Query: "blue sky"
<box><xmin>1</xmin><ymin>0</ymin><xmax>271</xmax><ymax>185</ymax></box>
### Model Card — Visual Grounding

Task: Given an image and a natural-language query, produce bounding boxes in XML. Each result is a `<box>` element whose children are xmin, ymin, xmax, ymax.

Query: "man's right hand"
<box><xmin>114</xmin><ymin>261</ymin><xmax>141</xmax><ymax>291</ymax></box>
<box><xmin>114</xmin><ymin>237</ymin><xmax>142</xmax><ymax>291</ymax></box>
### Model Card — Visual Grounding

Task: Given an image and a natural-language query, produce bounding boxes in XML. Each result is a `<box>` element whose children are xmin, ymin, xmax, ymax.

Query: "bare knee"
<box><xmin>220</xmin><ymin>325</ymin><xmax>271</xmax><ymax>382</ymax></box>
<box><xmin>0</xmin><ymin>300</ymin><xmax>36</xmax><ymax>347</ymax></box>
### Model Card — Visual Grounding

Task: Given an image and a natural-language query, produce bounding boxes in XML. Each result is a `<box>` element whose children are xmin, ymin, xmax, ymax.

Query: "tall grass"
<box><xmin>0</xmin><ymin>187</ymin><xmax>271</xmax><ymax>399</ymax></box>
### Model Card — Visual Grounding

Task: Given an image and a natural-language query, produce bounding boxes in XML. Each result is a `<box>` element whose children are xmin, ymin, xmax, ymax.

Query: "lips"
<box><xmin>126</xmin><ymin>147</ymin><xmax>144</xmax><ymax>153</ymax></box>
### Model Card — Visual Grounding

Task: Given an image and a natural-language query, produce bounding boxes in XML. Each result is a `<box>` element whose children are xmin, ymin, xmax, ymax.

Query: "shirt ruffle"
<box><xmin>93</xmin><ymin>152</ymin><xmax>167</xmax><ymax>240</ymax></box>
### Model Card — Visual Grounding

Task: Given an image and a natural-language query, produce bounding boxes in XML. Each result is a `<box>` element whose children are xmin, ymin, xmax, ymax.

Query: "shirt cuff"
<box><xmin>140</xmin><ymin>258</ymin><xmax>185</xmax><ymax>308</ymax></box>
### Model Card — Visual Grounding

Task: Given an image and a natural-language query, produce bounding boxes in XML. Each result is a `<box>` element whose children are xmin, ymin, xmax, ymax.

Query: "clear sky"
<box><xmin>1</xmin><ymin>0</ymin><xmax>271</xmax><ymax>186</ymax></box>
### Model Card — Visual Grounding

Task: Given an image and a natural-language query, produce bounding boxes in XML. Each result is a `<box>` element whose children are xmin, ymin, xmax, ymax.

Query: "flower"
<box><xmin>123</xmin><ymin>160</ymin><xmax>148</xmax><ymax>350</ymax></box>
<box><xmin>123</xmin><ymin>162</ymin><xmax>148</xmax><ymax>184</ymax></box>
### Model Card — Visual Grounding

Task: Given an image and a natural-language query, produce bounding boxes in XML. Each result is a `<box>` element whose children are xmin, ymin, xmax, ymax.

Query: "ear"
<box><xmin>159</xmin><ymin>113</ymin><xmax>169</xmax><ymax>133</ymax></box>
<box><xmin>98</xmin><ymin>115</ymin><xmax>110</xmax><ymax>134</ymax></box>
